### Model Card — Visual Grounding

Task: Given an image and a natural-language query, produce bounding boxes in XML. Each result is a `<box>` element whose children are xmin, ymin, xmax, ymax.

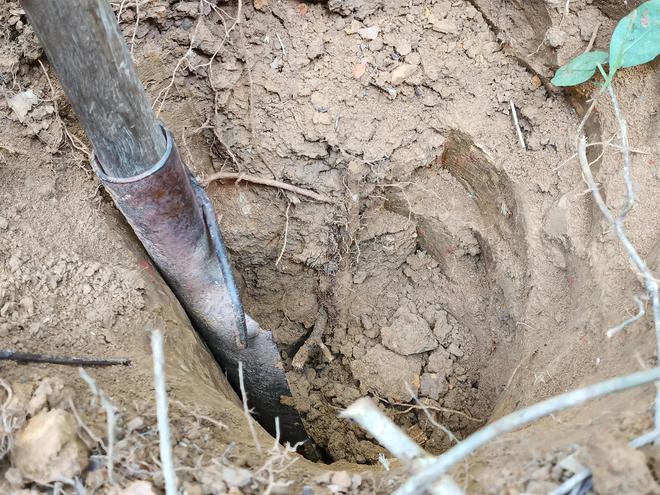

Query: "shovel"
<box><xmin>21</xmin><ymin>0</ymin><xmax>311</xmax><ymax>449</ymax></box>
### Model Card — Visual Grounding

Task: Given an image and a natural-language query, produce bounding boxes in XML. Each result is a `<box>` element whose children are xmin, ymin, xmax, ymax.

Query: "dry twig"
<box><xmin>67</xmin><ymin>396</ymin><xmax>103</xmax><ymax>448</ymax></box>
<box><xmin>576</xmin><ymin>83</ymin><xmax>660</xmax><ymax>440</ymax></box>
<box><xmin>342</xmin><ymin>398</ymin><xmax>464</xmax><ymax>495</ymax></box>
<box><xmin>584</xmin><ymin>22</ymin><xmax>601</xmax><ymax>53</ymax></box>
<box><xmin>252</xmin><ymin>415</ymin><xmax>301</xmax><ymax>495</ymax></box>
<box><xmin>151</xmin><ymin>330</ymin><xmax>177</xmax><ymax>495</ymax></box>
<box><xmin>393</xmin><ymin>367</ymin><xmax>660</xmax><ymax>495</ymax></box>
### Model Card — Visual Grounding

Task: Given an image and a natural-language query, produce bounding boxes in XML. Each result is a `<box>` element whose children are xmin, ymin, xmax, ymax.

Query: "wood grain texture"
<box><xmin>21</xmin><ymin>0</ymin><xmax>165</xmax><ymax>177</ymax></box>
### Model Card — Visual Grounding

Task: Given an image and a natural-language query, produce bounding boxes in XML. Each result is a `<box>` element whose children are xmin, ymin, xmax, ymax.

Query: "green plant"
<box><xmin>551</xmin><ymin>0</ymin><xmax>660</xmax><ymax>86</ymax></box>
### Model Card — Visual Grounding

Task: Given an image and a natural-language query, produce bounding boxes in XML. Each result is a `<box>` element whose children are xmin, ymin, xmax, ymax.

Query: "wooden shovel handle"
<box><xmin>21</xmin><ymin>0</ymin><xmax>165</xmax><ymax>178</ymax></box>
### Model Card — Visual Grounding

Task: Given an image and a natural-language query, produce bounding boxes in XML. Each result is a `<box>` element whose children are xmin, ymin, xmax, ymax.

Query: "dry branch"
<box><xmin>342</xmin><ymin>398</ymin><xmax>464</xmax><ymax>495</ymax></box>
<box><xmin>576</xmin><ymin>83</ymin><xmax>660</xmax><ymax>435</ymax></box>
<box><xmin>393</xmin><ymin>367</ymin><xmax>660</xmax><ymax>495</ymax></box>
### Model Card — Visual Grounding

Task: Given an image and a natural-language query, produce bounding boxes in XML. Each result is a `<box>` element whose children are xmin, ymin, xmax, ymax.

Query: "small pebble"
<box><xmin>358</xmin><ymin>26</ymin><xmax>380</xmax><ymax>41</ymax></box>
<box><xmin>307</xmin><ymin>38</ymin><xmax>325</xmax><ymax>59</ymax></box>
<box><xmin>330</xmin><ymin>471</ymin><xmax>352</xmax><ymax>490</ymax></box>
<box><xmin>448</xmin><ymin>342</ymin><xmax>464</xmax><ymax>357</ymax></box>
<box><xmin>406</xmin><ymin>52</ymin><xmax>421</xmax><ymax>66</ymax></box>
<box><xmin>390</xmin><ymin>63</ymin><xmax>418</xmax><ymax>85</ymax></box>
<box><xmin>395</xmin><ymin>38</ymin><xmax>412</xmax><ymax>56</ymax></box>
<box><xmin>369</xmin><ymin>38</ymin><xmax>384</xmax><ymax>51</ymax></box>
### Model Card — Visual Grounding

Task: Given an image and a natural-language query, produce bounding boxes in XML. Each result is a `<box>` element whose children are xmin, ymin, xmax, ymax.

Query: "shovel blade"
<box><xmin>93</xmin><ymin>125</ymin><xmax>312</xmax><ymax>449</ymax></box>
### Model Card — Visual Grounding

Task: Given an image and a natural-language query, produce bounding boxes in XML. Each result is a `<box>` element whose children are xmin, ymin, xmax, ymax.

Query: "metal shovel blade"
<box><xmin>92</xmin><ymin>125</ymin><xmax>310</xmax><ymax>447</ymax></box>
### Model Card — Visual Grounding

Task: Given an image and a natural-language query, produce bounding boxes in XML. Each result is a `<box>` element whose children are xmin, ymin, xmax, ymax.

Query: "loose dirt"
<box><xmin>1</xmin><ymin>0</ymin><xmax>659</xmax><ymax>493</ymax></box>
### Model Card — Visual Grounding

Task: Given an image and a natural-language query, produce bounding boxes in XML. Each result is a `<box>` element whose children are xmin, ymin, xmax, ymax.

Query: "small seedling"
<box><xmin>551</xmin><ymin>0</ymin><xmax>660</xmax><ymax>87</ymax></box>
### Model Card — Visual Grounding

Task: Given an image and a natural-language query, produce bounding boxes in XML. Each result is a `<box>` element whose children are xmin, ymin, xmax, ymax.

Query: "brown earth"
<box><xmin>1</xmin><ymin>0</ymin><xmax>659</xmax><ymax>493</ymax></box>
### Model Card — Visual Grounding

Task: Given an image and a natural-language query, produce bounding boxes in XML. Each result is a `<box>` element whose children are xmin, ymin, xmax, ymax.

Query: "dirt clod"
<box><xmin>578</xmin><ymin>434</ymin><xmax>660</xmax><ymax>495</ymax></box>
<box><xmin>390</xmin><ymin>63</ymin><xmax>418</xmax><ymax>86</ymax></box>
<box><xmin>351</xmin><ymin>344</ymin><xmax>422</xmax><ymax>401</ymax></box>
<box><xmin>117</xmin><ymin>481</ymin><xmax>158</xmax><ymax>495</ymax></box>
<box><xmin>12</xmin><ymin>409</ymin><xmax>89</xmax><ymax>484</ymax></box>
<box><xmin>381</xmin><ymin>309</ymin><xmax>438</xmax><ymax>356</ymax></box>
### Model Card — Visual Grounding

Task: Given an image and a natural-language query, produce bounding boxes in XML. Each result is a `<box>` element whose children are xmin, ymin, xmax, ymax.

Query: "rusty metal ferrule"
<box><xmin>91</xmin><ymin>125</ymin><xmax>311</xmax><ymax>447</ymax></box>
<box><xmin>92</xmin><ymin>125</ymin><xmax>245</xmax><ymax>349</ymax></box>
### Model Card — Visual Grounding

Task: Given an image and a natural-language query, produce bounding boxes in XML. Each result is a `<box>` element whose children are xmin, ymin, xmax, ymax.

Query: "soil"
<box><xmin>1</xmin><ymin>0</ymin><xmax>659</xmax><ymax>493</ymax></box>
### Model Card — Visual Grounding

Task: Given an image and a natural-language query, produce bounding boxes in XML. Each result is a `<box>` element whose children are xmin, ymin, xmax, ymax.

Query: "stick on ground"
<box><xmin>342</xmin><ymin>398</ymin><xmax>464</xmax><ymax>495</ymax></box>
<box><xmin>0</xmin><ymin>350</ymin><xmax>130</xmax><ymax>367</ymax></box>
<box><xmin>151</xmin><ymin>330</ymin><xmax>177</xmax><ymax>495</ymax></box>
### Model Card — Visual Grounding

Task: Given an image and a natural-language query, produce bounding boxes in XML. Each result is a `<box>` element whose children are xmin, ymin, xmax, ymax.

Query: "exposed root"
<box><xmin>275</xmin><ymin>201</ymin><xmax>291</xmax><ymax>267</ymax></box>
<box><xmin>171</xmin><ymin>399</ymin><xmax>228</xmax><ymax>430</ymax></box>
<box><xmin>291</xmin><ymin>308</ymin><xmax>333</xmax><ymax>369</ymax></box>
<box><xmin>0</xmin><ymin>380</ymin><xmax>16</xmax><ymax>460</ymax></box>
<box><xmin>80</xmin><ymin>368</ymin><xmax>118</xmax><ymax>484</ymax></box>
<box><xmin>203</xmin><ymin>171</ymin><xmax>334</xmax><ymax>203</ymax></box>
<box><xmin>341</xmin><ymin>398</ymin><xmax>464</xmax><ymax>494</ymax></box>
<box><xmin>374</xmin><ymin>395</ymin><xmax>484</xmax><ymax>424</ymax></box>
<box><xmin>38</xmin><ymin>60</ymin><xmax>92</xmax><ymax>169</ymax></box>
<box><xmin>239</xmin><ymin>361</ymin><xmax>262</xmax><ymax>454</ymax></box>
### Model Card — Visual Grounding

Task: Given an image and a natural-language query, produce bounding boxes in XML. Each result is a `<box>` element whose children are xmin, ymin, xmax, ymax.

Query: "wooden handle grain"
<box><xmin>21</xmin><ymin>0</ymin><xmax>165</xmax><ymax>177</ymax></box>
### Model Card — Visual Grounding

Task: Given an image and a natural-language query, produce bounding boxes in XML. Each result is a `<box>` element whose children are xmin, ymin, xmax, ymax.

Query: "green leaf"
<box><xmin>609</xmin><ymin>0</ymin><xmax>660</xmax><ymax>71</ymax></box>
<box><xmin>551</xmin><ymin>50</ymin><xmax>608</xmax><ymax>86</ymax></box>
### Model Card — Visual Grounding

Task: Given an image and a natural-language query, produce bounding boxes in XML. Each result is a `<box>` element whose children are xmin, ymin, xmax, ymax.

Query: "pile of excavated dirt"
<box><xmin>1</xmin><ymin>0</ymin><xmax>659</xmax><ymax>493</ymax></box>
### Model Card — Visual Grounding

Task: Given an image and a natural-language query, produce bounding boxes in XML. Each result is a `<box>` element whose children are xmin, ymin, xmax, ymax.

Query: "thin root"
<box><xmin>203</xmin><ymin>171</ymin><xmax>334</xmax><ymax>203</ymax></box>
